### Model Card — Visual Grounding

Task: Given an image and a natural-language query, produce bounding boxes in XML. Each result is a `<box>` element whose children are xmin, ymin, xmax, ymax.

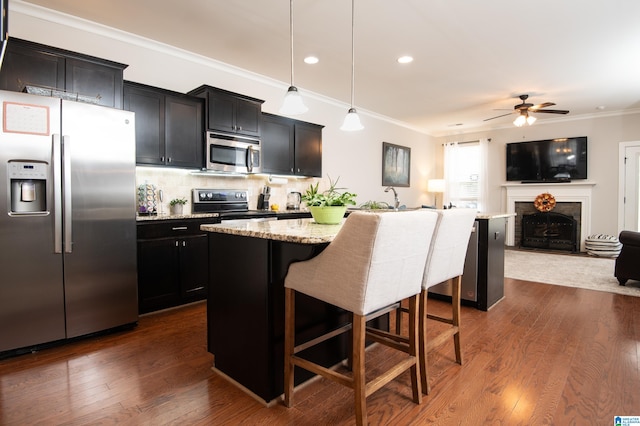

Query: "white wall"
<box><xmin>435</xmin><ymin>112</ymin><xmax>640</xmax><ymax>236</ymax></box>
<box><xmin>10</xmin><ymin>2</ymin><xmax>437</xmax><ymax>210</ymax></box>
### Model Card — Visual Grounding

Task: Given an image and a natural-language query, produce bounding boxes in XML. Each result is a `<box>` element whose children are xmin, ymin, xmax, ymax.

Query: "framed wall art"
<box><xmin>382</xmin><ymin>142</ymin><xmax>410</xmax><ymax>187</ymax></box>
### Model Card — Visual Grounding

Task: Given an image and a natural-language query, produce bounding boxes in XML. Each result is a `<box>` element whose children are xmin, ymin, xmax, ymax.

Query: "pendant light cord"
<box><xmin>349</xmin><ymin>0</ymin><xmax>355</xmax><ymax>108</ymax></box>
<box><xmin>289</xmin><ymin>0</ymin><xmax>295</xmax><ymax>86</ymax></box>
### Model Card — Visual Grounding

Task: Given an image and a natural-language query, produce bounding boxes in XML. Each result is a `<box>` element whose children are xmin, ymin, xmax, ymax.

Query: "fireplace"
<box><xmin>521</xmin><ymin>211</ymin><xmax>578</xmax><ymax>252</ymax></box>
<box><xmin>503</xmin><ymin>182</ymin><xmax>594</xmax><ymax>252</ymax></box>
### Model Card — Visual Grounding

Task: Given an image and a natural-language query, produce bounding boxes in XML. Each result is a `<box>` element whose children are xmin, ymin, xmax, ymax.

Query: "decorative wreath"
<box><xmin>534</xmin><ymin>192</ymin><xmax>556</xmax><ymax>212</ymax></box>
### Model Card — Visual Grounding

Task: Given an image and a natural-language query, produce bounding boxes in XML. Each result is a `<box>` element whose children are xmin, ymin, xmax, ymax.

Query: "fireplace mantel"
<box><xmin>502</xmin><ymin>181</ymin><xmax>596</xmax><ymax>251</ymax></box>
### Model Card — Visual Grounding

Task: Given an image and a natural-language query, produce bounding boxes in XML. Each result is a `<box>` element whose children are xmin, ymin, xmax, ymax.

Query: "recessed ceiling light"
<box><xmin>596</xmin><ymin>105</ymin><xmax>606</xmax><ymax>110</ymax></box>
<box><xmin>304</xmin><ymin>56</ymin><xmax>319</xmax><ymax>64</ymax></box>
<box><xmin>397</xmin><ymin>56</ymin><xmax>413</xmax><ymax>64</ymax></box>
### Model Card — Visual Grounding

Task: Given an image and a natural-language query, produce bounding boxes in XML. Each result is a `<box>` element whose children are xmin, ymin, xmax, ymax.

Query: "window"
<box><xmin>444</xmin><ymin>139</ymin><xmax>488</xmax><ymax>211</ymax></box>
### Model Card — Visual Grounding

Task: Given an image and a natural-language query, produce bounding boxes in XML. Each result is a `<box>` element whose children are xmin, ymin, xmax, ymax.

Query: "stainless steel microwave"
<box><xmin>206</xmin><ymin>132</ymin><xmax>261</xmax><ymax>174</ymax></box>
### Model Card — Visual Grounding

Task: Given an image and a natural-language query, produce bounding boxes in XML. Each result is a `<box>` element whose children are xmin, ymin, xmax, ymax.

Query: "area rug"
<box><xmin>504</xmin><ymin>249</ymin><xmax>640</xmax><ymax>297</ymax></box>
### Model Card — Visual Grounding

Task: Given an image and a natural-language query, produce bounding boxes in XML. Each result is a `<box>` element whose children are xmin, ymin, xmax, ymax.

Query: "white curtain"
<box><xmin>478</xmin><ymin>138</ymin><xmax>489</xmax><ymax>212</ymax></box>
<box><xmin>444</xmin><ymin>139</ymin><xmax>490</xmax><ymax>211</ymax></box>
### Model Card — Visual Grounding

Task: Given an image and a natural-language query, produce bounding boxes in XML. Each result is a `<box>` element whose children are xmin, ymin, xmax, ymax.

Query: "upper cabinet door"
<box><xmin>0</xmin><ymin>38</ymin><xmax>127</xmax><ymax>109</ymax></box>
<box><xmin>234</xmin><ymin>99</ymin><xmax>261</xmax><ymax>137</ymax></box>
<box><xmin>165</xmin><ymin>95</ymin><xmax>204</xmax><ymax>168</ymax></box>
<box><xmin>0</xmin><ymin>42</ymin><xmax>65</xmax><ymax>92</ymax></box>
<box><xmin>188</xmin><ymin>85</ymin><xmax>264</xmax><ymax>138</ymax></box>
<box><xmin>261</xmin><ymin>113</ymin><xmax>295</xmax><ymax>175</ymax></box>
<box><xmin>207</xmin><ymin>92</ymin><xmax>236</xmax><ymax>134</ymax></box>
<box><xmin>294</xmin><ymin>122</ymin><xmax>323</xmax><ymax>177</ymax></box>
<box><xmin>261</xmin><ymin>113</ymin><xmax>323</xmax><ymax>177</ymax></box>
<box><xmin>124</xmin><ymin>83</ymin><xmax>165</xmax><ymax>166</ymax></box>
<box><xmin>125</xmin><ymin>81</ymin><xmax>204</xmax><ymax>169</ymax></box>
<box><xmin>65</xmin><ymin>58</ymin><xmax>124</xmax><ymax>109</ymax></box>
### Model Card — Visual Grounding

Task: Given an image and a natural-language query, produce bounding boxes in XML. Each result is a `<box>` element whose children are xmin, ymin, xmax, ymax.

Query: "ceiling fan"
<box><xmin>484</xmin><ymin>94</ymin><xmax>569</xmax><ymax>126</ymax></box>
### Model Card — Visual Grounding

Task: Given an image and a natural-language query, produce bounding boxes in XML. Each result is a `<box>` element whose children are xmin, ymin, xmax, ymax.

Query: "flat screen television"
<box><xmin>506</xmin><ymin>136</ymin><xmax>588</xmax><ymax>182</ymax></box>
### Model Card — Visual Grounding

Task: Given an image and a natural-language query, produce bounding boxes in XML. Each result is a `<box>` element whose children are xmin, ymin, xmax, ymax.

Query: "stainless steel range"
<box><xmin>192</xmin><ymin>188</ymin><xmax>277</xmax><ymax>221</ymax></box>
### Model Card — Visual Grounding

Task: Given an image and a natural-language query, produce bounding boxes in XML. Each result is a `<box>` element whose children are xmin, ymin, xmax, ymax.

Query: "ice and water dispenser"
<box><xmin>8</xmin><ymin>161</ymin><xmax>48</xmax><ymax>214</ymax></box>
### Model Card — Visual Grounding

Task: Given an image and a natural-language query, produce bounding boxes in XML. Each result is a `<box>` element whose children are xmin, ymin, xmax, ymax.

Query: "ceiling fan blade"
<box><xmin>529</xmin><ymin>102</ymin><xmax>555</xmax><ymax>110</ymax></box>
<box><xmin>483</xmin><ymin>112</ymin><xmax>514</xmax><ymax>121</ymax></box>
<box><xmin>533</xmin><ymin>109</ymin><xmax>570</xmax><ymax>114</ymax></box>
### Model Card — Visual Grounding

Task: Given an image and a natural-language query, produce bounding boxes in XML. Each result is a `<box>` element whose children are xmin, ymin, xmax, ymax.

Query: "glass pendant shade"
<box><xmin>513</xmin><ymin>114</ymin><xmax>527</xmax><ymax>127</ymax></box>
<box><xmin>340</xmin><ymin>107</ymin><xmax>364</xmax><ymax>131</ymax></box>
<box><xmin>280</xmin><ymin>86</ymin><xmax>308</xmax><ymax>115</ymax></box>
<box><xmin>526</xmin><ymin>114</ymin><xmax>537</xmax><ymax>125</ymax></box>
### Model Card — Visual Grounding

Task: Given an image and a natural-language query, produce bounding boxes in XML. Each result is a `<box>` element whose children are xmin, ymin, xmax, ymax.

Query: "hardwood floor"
<box><xmin>1</xmin><ymin>278</ymin><xmax>638</xmax><ymax>425</ymax></box>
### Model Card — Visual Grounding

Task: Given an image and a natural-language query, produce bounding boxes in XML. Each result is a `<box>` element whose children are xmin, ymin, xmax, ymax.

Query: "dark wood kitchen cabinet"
<box><xmin>124</xmin><ymin>81</ymin><xmax>204</xmax><ymax>168</ymax></box>
<box><xmin>137</xmin><ymin>218</ymin><xmax>215</xmax><ymax>314</ymax></box>
<box><xmin>261</xmin><ymin>113</ymin><xmax>323</xmax><ymax>177</ymax></box>
<box><xmin>188</xmin><ymin>85</ymin><xmax>263</xmax><ymax>138</ymax></box>
<box><xmin>0</xmin><ymin>38</ymin><xmax>126</xmax><ymax>108</ymax></box>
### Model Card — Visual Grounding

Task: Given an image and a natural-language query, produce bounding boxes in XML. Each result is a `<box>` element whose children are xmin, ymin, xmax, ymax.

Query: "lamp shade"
<box><xmin>340</xmin><ymin>107</ymin><xmax>364</xmax><ymax>131</ymax></box>
<box><xmin>279</xmin><ymin>86</ymin><xmax>308</xmax><ymax>115</ymax></box>
<box><xmin>427</xmin><ymin>179</ymin><xmax>445</xmax><ymax>193</ymax></box>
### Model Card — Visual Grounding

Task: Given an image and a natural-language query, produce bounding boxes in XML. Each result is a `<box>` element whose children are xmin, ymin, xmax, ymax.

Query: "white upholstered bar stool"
<box><xmin>389</xmin><ymin>208</ymin><xmax>476</xmax><ymax>394</ymax></box>
<box><xmin>283</xmin><ymin>210</ymin><xmax>439</xmax><ymax>426</ymax></box>
<box><xmin>418</xmin><ymin>208</ymin><xmax>476</xmax><ymax>393</ymax></box>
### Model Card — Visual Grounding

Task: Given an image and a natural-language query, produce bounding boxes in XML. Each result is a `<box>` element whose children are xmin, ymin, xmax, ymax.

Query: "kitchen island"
<box><xmin>201</xmin><ymin>213</ymin><xmax>511</xmax><ymax>404</ymax></box>
<box><xmin>202</xmin><ymin>218</ymin><xmax>363</xmax><ymax>404</ymax></box>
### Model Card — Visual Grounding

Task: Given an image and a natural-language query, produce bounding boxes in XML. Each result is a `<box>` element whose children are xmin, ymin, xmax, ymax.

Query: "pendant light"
<box><xmin>340</xmin><ymin>0</ymin><xmax>363</xmax><ymax>131</ymax></box>
<box><xmin>279</xmin><ymin>0</ymin><xmax>308</xmax><ymax>115</ymax></box>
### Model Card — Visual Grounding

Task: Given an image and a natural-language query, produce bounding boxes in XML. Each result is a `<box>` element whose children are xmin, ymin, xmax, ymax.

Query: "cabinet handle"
<box><xmin>290</xmin><ymin>167</ymin><xmax>294</xmax><ymax>172</ymax></box>
<box><xmin>182</xmin><ymin>241</ymin><xmax>186</xmax><ymax>247</ymax></box>
<box><xmin>175</xmin><ymin>241</ymin><xmax>179</xmax><ymax>247</ymax></box>
<box><xmin>167</xmin><ymin>157</ymin><xmax>172</xmax><ymax>163</ymax></box>
<box><xmin>494</xmin><ymin>231</ymin><xmax>500</xmax><ymax>240</ymax></box>
<box><xmin>172</xmin><ymin>226</ymin><xmax>188</xmax><ymax>231</ymax></box>
<box><xmin>238</xmin><ymin>126</ymin><xmax>242</xmax><ymax>131</ymax></box>
<box><xmin>160</xmin><ymin>156</ymin><xmax>165</xmax><ymax>162</ymax></box>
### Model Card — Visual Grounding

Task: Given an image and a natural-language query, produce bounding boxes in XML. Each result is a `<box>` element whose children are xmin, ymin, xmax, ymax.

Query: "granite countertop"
<box><xmin>200</xmin><ymin>211</ymin><xmax>515</xmax><ymax>244</ymax></box>
<box><xmin>136</xmin><ymin>213</ymin><xmax>220</xmax><ymax>222</ymax></box>
<box><xmin>475</xmin><ymin>212</ymin><xmax>516</xmax><ymax>219</ymax></box>
<box><xmin>201</xmin><ymin>218</ymin><xmax>343</xmax><ymax>244</ymax></box>
<box><xmin>136</xmin><ymin>210</ymin><xmax>311</xmax><ymax>222</ymax></box>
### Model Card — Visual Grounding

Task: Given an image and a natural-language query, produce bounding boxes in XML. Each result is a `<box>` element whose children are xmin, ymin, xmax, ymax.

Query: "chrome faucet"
<box><xmin>384</xmin><ymin>186</ymin><xmax>399</xmax><ymax>210</ymax></box>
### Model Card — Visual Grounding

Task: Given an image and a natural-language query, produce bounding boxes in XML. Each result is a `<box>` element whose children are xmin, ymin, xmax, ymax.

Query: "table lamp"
<box><xmin>427</xmin><ymin>179</ymin><xmax>445</xmax><ymax>208</ymax></box>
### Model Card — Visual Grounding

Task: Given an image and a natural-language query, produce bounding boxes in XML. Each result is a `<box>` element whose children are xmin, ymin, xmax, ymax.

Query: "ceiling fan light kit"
<box><xmin>279</xmin><ymin>0</ymin><xmax>308</xmax><ymax>116</ymax></box>
<box><xmin>486</xmin><ymin>94</ymin><xmax>569</xmax><ymax>127</ymax></box>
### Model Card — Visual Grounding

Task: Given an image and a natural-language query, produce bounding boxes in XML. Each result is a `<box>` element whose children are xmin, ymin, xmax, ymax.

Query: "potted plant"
<box><xmin>169</xmin><ymin>197</ymin><xmax>187</xmax><ymax>215</ymax></box>
<box><xmin>302</xmin><ymin>176</ymin><xmax>357</xmax><ymax>224</ymax></box>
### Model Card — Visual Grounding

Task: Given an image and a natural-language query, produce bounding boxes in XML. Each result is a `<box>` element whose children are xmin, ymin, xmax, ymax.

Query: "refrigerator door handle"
<box><xmin>53</xmin><ymin>134</ymin><xmax>63</xmax><ymax>253</ymax></box>
<box><xmin>62</xmin><ymin>135</ymin><xmax>73</xmax><ymax>253</ymax></box>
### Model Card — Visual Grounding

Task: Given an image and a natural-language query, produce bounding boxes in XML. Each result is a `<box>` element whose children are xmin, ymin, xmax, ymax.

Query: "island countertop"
<box><xmin>201</xmin><ymin>218</ymin><xmax>343</xmax><ymax>244</ymax></box>
<box><xmin>200</xmin><ymin>212</ymin><xmax>515</xmax><ymax>244</ymax></box>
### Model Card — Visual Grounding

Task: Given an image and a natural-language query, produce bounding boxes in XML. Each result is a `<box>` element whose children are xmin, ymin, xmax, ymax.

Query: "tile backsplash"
<box><xmin>135</xmin><ymin>167</ymin><xmax>318</xmax><ymax>215</ymax></box>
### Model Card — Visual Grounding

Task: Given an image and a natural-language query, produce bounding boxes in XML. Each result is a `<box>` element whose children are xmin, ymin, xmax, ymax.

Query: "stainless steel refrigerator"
<box><xmin>0</xmin><ymin>90</ymin><xmax>138</xmax><ymax>354</ymax></box>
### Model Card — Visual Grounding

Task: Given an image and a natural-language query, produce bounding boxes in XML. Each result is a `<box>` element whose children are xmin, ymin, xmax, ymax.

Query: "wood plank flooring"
<box><xmin>1</xmin><ymin>278</ymin><xmax>638</xmax><ymax>425</ymax></box>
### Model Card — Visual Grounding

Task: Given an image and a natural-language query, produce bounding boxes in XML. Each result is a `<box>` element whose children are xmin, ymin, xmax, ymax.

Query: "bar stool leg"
<box><xmin>408</xmin><ymin>294</ymin><xmax>423</xmax><ymax>403</ymax></box>
<box><xmin>452</xmin><ymin>276</ymin><xmax>462</xmax><ymax>364</ymax></box>
<box><xmin>418</xmin><ymin>289</ymin><xmax>430</xmax><ymax>394</ymax></box>
<box><xmin>284</xmin><ymin>287</ymin><xmax>295</xmax><ymax>407</ymax></box>
<box><xmin>352</xmin><ymin>314</ymin><xmax>367</xmax><ymax>426</ymax></box>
